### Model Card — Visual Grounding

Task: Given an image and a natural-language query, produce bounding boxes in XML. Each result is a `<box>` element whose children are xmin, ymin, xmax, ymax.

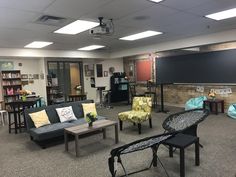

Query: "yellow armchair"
<box><xmin>118</xmin><ymin>97</ymin><xmax>152</xmax><ymax>134</ymax></box>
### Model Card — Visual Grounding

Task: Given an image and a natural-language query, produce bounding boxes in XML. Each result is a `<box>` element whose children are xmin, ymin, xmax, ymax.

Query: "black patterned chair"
<box><xmin>108</xmin><ymin>132</ymin><xmax>175</xmax><ymax>177</ymax></box>
<box><xmin>162</xmin><ymin>108</ymin><xmax>209</xmax><ymax>137</ymax></box>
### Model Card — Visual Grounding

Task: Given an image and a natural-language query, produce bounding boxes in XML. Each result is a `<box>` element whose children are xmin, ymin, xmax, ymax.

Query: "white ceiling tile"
<box><xmin>116</xmin><ymin>5</ymin><xmax>179</xmax><ymax>29</ymax></box>
<box><xmin>186</xmin><ymin>0</ymin><xmax>236</xmax><ymax>16</ymax></box>
<box><xmin>0</xmin><ymin>8</ymin><xmax>39</xmax><ymax>28</ymax></box>
<box><xmin>0</xmin><ymin>0</ymin><xmax>55</xmax><ymax>12</ymax></box>
<box><xmin>0</xmin><ymin>0</ymin><xmax>235</xmax><ymax>52</ymax></box>
<box><xmin>44</xmin><ymin>0</ymin><xmax>113</xmax><ymax>19</ymax></box>
<box><xmin>161</xmin><ymin>0</ymin><xmax>211</xmax><ymax>11</ymax></box>
<box><xmin>82</xmin><ymin>0</ymin><xmax>154</xmax><ymax>20</ymax></box>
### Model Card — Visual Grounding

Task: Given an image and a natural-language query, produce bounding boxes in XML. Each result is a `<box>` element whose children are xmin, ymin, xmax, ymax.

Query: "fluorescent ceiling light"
<box><xmin>54</xmin><ymin>20</ymin><xmax>99</xmax><ymax>35</ymax></box>
<box><xmin>78</xmin><ymin>45</ymin><xmax>105</xmax><ymax>51</ymax></box>
<box><xmin>182</xmin><ymin>47</ymin><xmax>200</xmax><ymax>52</ymax></box>
<box><xmin>148</xmin><ymin>0</ymin><xmax>163</xmax><ymax>3</ymax></box>
<box><xmin>205</xmin><ymin>8</ymin><xmax>236</xmax><ymax>20</ymax></box>
<box><xmin>119</xmin><ymin>30</ymin><xmax>163</xmax><ymax>41</ymax></box>
<box><xmin>24</xmin><ymin>41</ymin><xmax>53</xmax><ymax>48</ymax></box>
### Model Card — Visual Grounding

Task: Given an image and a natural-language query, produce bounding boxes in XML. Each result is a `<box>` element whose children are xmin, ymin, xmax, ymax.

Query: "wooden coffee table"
<box><xmin>64</xmin><ymin>119</ymin><xmax>119</xmax><ymax>157</ymax></box>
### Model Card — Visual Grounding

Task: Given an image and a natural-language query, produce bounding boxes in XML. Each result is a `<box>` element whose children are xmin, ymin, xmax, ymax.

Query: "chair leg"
<box><xmin>119</xmin><ymin>119</ymin><xmax>123</xmax><ymax>131</ymax></box>
<box><xmin>138</xmin><ymin>123</ymin><xmax>141</xmax><ymax>134</ymax></box>
<box><xmin>8</xmin><ymin>112</ymin><xmax>11</xmax><ymax>133</ymax></box>
<box><xmin>149</xmin><ymin>118</ymin><xmax>152</xmax><ymax>128</ymax></box>
<box><xmin>0</xmin><ymin>113</ymin><xmax>3</xmax><ymax>126</ymax></box>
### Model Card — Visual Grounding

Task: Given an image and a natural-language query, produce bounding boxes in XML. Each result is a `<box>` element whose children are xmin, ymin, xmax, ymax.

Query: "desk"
<box><xmin>203</xmin><ymin>99</ymin><xmax>224</xmax><ymax>115</ymax></box>
<box><xmin>68</xmin><ymin>93</ymin><xmax>87</xmax><ymax>102</ymax></box>
<box><xmin>8</xmin><ymin>97</ymin><xmax>41</xmax><ymax>134</ymax></box>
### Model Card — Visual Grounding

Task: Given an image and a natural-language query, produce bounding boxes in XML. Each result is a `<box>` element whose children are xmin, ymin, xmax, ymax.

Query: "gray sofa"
<box><xmin>24</xmin><ymin>100</ymin><xmax>105</xmax><ymax>145</ymax></box>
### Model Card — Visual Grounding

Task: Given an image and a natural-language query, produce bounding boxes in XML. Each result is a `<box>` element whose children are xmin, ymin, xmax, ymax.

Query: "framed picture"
<box><xmin>96</xmin><ymin>64</ymin><xmax>103</xmax><ymax>77</ymax></box>
<box><xmin>21</xmin><ymin>74</ymin><xmax>28</xmax><ymax>79</ymax></box>
<box><xmin>84</xmin><ymin>64</ymin><xmax>94</xmax><ymax>77</ymax></box>
<box><xmin>28</xmin><ymin>74</ymin><xmax>33</xmax><ymax>79</ymax></box>
<box><xmin>104</xmin><ymin>71</ymin><xmax>108</xmax><ymax>77</ymax></box>
<box><xmin>0</xmin><ymin>61</ymin><xmax>14</xmax><ymax>70</ymax></box>
<box><xmin>33</xmin><ymin>74</ymin><xmax>39</xmax><ymax>79</ymax></box>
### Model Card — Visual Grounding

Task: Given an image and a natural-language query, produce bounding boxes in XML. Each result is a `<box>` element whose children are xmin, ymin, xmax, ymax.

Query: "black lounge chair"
<box><xmin>162</xmin><ymin>108</ymin><xmax>209</xmax><ymax>146</ymax></box>
<box><xmin>108</xmin><ymin>132</ymin><xmax>176</xmax><ymax>177</ymax></box>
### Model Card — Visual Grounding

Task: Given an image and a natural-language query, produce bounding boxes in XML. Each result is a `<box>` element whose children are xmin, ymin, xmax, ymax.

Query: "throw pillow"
<box><xmin>29</xmin><ymin>110</ymin><xmax>51</xmax><ymax>128</ymax></box>
<box><xmin>82</xmin><ymin>103</ymin><xmax>97</xmax><ymax>119</ymax></box>
<box><xmin>56</xmin><ymin>106</ymin><xmax>77</xmax><ymax>122</ymax></box>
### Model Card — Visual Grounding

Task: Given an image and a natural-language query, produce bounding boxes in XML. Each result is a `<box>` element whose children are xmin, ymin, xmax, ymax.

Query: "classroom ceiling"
<box><xmin>0</xmin><ymin>0</ymin><xmax>236</xmax><ymax>53</ymax></box>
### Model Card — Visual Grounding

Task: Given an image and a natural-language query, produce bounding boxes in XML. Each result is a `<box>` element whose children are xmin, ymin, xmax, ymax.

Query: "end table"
<box><xmin>203</xmin><ymin>99</ymin><xmax>224</xmax><ymax>115</ymax></box>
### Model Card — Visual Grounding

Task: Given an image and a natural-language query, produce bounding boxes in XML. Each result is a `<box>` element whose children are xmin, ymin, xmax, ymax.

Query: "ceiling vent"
<box><xmin>35</xmin><ymin>15</ymin><xmax>67</xmax><ymax>26</ymax></box>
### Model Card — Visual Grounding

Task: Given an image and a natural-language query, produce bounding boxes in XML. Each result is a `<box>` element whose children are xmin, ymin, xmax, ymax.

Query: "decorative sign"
<box><xmin>0</xmin><ymin>61</ymin><xmax>14</xmax><ymax>70</ymax></box>
<box><xmin>210</xmin><ymin>88</ymin><xmax>232</xmax><ymax>95</ymax></box>
<box><xmin>196</xmin><ymin>86</ymin><xmax>204</xmax><ymax>93</ymax></box>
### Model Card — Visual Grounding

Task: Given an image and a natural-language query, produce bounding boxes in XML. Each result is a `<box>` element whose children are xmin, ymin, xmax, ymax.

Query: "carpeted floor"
<box><xmin>0</xmin><ymin>104</ymin><xmax>235</xmax><ymax>177</ymax></box>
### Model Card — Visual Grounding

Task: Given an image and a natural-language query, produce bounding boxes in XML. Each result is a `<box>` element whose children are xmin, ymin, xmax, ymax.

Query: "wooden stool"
<box><xmin>0</xmin><ymin>110</ymin><xmax>8</xmax><ymax>126</ymax></box>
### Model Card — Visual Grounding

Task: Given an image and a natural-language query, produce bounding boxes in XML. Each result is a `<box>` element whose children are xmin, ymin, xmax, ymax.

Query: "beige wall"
<box><xmin>83</xmin><ymin>58</ymin><xmax>124</xmax><ymax>103</ymax></box>
<box><xmin>0</xmin><ymin>57</ymin><xmax>47</xmax><ymax>101</ymax></box>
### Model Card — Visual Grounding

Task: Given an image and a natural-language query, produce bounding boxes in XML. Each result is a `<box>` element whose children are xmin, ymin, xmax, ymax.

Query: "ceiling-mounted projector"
<box><xmin>89</xmin><ymin>17</ymin><xmax>114</xmax><ymax>35</ymax></box>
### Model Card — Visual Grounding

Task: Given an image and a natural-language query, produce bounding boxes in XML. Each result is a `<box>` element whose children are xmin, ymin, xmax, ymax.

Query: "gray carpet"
<box><xmin>0</xmin><ymin>104</ymin><xmax>235</xmax><ymax>177</ymax></box>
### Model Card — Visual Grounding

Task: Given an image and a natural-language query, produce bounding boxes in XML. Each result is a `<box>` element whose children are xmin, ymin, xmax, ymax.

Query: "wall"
<box><xmin>0</xmin><ymin>57</ymin><xmax>47</xmax><ymax>101</ymax></box>
<box><xmin>162</xmin><ymin>84</ymin><xmax>236</xmax><ymax>111</ymax></box>
<box><xmin>111</xmin><ymin>28</ymin><xmax>236</xmax><ymax>58</ymax></box>
<box><xmin>83</xmin><ymin>58</ymin><xmax>124</xmax><ymax>102</ymax></box>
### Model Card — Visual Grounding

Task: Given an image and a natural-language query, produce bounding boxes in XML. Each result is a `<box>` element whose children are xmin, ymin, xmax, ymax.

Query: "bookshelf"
<box><xmin>1</xmin><ymin>70</ymin><xmax>22</xmax><ymax>109</ymax></box>
<box><xmin>46</xmin><ymin>85</ymin><xmax>63</xmax><ymax>105</ymax></box>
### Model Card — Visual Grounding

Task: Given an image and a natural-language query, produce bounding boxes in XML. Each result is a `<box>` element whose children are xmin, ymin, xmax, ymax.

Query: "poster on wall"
<box><xmin>84</xmin><ymin>64</ymin><xmax>94</xmax><ymax>77</ymax></box>
<box><xmin>136</xmin><ymin>59</ymin><xmax>152</xmax><ymax>82</ymax></box>
<box><xmin>96</xmin><ymin>64</ymin><xmax>103</xmax><ymax>77</ymax></box>
<box><xmin>0</xmin><ymin>61</ymin><xmax>14</xmax><ymax>70</ymax></box>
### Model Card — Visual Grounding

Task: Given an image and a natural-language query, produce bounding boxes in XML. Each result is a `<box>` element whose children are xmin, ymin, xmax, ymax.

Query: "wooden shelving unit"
<box><xmin>1</xmin><ymin>70</ymin><xmax>22</xmax><ymax>109</ymax></box>
<box><xmin>46</xmin><ymin>85</ymin><xmax>63</xmax><ymax>105</ymax></box>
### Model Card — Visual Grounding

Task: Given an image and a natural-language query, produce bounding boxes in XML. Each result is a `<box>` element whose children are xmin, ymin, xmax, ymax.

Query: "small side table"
<box><xmin>163</xmin><ymin>133</ymin><xmax>200</xmax><ymax>177</ymax></box>
<box><xmin>203</xmin><ymin>99</ymin><xmax>224</xmax><ymax>115</ymax></box>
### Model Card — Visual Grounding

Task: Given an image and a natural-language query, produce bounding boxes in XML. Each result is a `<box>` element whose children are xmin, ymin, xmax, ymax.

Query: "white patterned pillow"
<box><xmin>56</xmin><ymin>106</ymin><xmax>77</xmax><ymax>122</ymax></box>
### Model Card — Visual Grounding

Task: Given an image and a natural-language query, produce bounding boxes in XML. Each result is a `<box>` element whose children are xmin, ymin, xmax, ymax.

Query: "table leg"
<box><xmin>195</xmin><ymin>138</ymin><xmax>200</xmax><ymax>166</ymax></box>
<box><xmin>115</xmin><ymin>124</ymin><xmax>119</xmax><ymax>144</ymax></box>
<box><xmin>102</xmin><ymin>128</ymin><xmax>106</xmax><ymax>139</ymax></box>
<box><xmin>64</xmin><ymin>131</ymin><xmax>68</xmax><ymax>152</ymax></box>
<box><xmin>180</xmin><ymin>148</ymin><xmax>185</xmax><ymax>177</ymax></box>
<box><xmin>75</xmin><ymin>134</ymin><xmax>79</xmax><ymax>157</ymax></box>
<box><xmin>169</xmin><ymin>145</ymin><xmax>173</xmax><ymax>157</ymax></box>
<box><xmin>152</xmin><ymin>146</ymin><xmax>158</xmax><ymax>167</ymax></box>
<box><xmin>13</xmin><ymin>109</ymin><xmax>18</xmax><ymax>134</ymax></box>
<box><xmin>215</xmin><ymin>102</ymin><xmax>218</xmax><ymax>115</ymax></box>
<box><xmin>221</xmin><ymin>101</ymin><xmax>224</xmax><ymax>113</ymax></box>
<box><xmin>203</xmin><ymin>101</ymin><xmax>206</xmax><ymax>109</ymax></box>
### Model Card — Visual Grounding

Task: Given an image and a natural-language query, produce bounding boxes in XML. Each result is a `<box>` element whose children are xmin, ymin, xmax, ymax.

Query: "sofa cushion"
<box><xmin>61</xmin><ymin>100</ymin><xmax>94</xmax><ymax>118</ymax></box>
<box><xmin>29</xmin><ymin>122</ymin><xmax>73</xmax><ymax>141</ymax></box>
<box><xmin>45</xmin><ymin>104</ymin><xmax>63</xmax><ymax>123</ymax></box>
<box><xmin>82</xmin><ymin>103</ymin><xmax>97</xmax><ymax>118</ymax></box>
<box><xmin>70</xmin><ymin>115</ymin><xmax>106</xmax><ymax>126</ymax></box>
<box><xmin>29</xmin><ymin>110</ymin><xmax>51</xmax><ymax>128</ymax></box>
<box><xmin>56</xmin><ymin>106</ymin><xmax>77</xmax><ymax>122</ymax></box>
<box><xmin>70</xmin><ymin>118</ymin><xmax>86</xmax><ymax>125</ymax></box>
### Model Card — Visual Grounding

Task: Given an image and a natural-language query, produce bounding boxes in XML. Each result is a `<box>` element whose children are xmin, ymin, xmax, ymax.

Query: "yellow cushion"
<box><xmin>29</xmin><ymin>110</ymin><xmax>51</xmax><ymax>128</ymax></box>
<box><xmin>82</xmin><ymin>103</ymin><xmax>97</xmax><ymax>119</ymax></box>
